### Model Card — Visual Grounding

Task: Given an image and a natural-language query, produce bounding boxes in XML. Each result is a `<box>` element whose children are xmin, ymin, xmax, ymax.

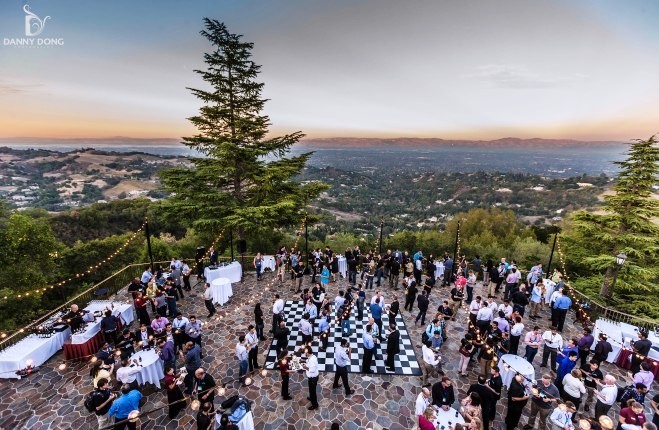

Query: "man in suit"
<box><xmin>209</xmin><ymin>246</ymin><xmax>218</xmax><ymax>266</ymax></box>
<box><xmin>132</xmin><ymin>324</ymin><xmax>154</xmax><ymax>349</ymax></box>
<box><xmin>385</xmin><ymin>323</ymin><xmax>400</xmax><ymax>372</ymax></box>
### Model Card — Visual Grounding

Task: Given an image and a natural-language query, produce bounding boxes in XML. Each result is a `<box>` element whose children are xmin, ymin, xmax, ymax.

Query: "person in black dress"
<box><xmin>505</xmin><ymin>374</ymin><xmax>529</xmax><ymax>430</ymax></box>
<box><xmin>254</xmin><ymin>303</ymin><xmax>266</xmax><ymax>341</ymax></box>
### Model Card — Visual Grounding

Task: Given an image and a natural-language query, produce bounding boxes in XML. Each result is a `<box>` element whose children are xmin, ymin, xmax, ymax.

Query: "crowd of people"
<box><xmin>73</xmin><ymin>247</ymin><xmax>657</xmax><ymax>430</ymax></box>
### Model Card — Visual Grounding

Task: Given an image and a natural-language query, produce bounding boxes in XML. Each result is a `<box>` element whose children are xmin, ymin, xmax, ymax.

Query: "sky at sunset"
<box><xmin>1</xmin><ymin>0</ymin><xmax>658</xmax><ymax>142</ymax></box>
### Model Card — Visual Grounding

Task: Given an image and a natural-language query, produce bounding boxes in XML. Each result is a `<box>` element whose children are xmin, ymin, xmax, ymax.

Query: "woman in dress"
<box><xmin>461</xmin><ymin>392</ymin><xmax>483</xmax><ymax>425</ymax></box>
<box><xmin>254</xmin><ymin>303</ymin><xmax>266</xmax><ymax>341</ymax></box>
<box><xmin>163</xmin><ymin>365</ymin><xmax>186</xmax><ymax>419</ymax></box>
<box><xmin>90</xmin><ymin>359</ymin><xmax>112</xmax><ymax>388</ymax></box>
<box><xmin>505</xmin><ymin>374</ymin><xmax>529</xmax><ymax>430</ymax></box>
<box><xmin>330</xmin><ymin>253</ymin><xmax>339</xmax><ymax>282</ymax></box>
<box><xmin>321</xmin><ymin>264</ymin><xmax>330</xmax><ymax>289</ymax></box>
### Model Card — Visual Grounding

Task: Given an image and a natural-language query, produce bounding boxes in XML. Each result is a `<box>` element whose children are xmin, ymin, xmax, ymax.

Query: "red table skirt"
<box><xmin>615</xmin><ymin>348</ymin><xmax>659</xmax><ymax>379</ymax></box>
<box><xmin>63</xmin><ymin>320</ymin><xmax>123</xmax><ymax>360</ymax></box>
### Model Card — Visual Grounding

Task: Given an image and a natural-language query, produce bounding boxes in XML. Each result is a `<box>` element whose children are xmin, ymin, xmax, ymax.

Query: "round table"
<box><xmin>435</xmin><ymin>262</ymin><xmax>445</xmax><ymax>280</ymax></box>
<box><xmin>433</xmin><ymin>407</ymin><xmax>465</xmax><ymax>429</ymax></box>
<box><xmin>210</xmin><ymin>277</ymin><xmax>233</xmax><ymax>306</ymax></box>
<box><xmin>500</xmin><ymin>354</ymin><xmax>535</xmax><ymax>388</ymax></box>
<box><xmin>338</xmin><ymin>256</ymin><xmax>347</xmax><ymax>277</ymax></box>
<box><xmin>132</xmin><ymin>349</ymin><xmax>164</xmax><ymax>388</ymax></box>
<box><xmin>262</xmin><ymin>255</ymin><xmax>276</xmax><ymax>271</ymax></box>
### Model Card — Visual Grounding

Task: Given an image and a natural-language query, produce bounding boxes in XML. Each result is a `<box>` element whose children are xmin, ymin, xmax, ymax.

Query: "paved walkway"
<box><xmin>0</xmin><ymin>271</ymin><xmax>654</xmax><ymax>430</ymax></box>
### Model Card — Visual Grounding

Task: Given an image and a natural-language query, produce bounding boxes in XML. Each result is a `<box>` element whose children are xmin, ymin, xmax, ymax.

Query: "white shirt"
<box><xmin>549</xmin><ymin>407</ymin><xmax>573</xmax><ymax>428</ymax></box>
<box><xmin>487</xmin><ymin>301</ymin><xmax>498</xmax><ymax>311</ymax></box>
<box><xmin>172</xmin><ymin>317</ymin><xmax>189</xmax><ymax>330</ymax></box>
<box><xmin>235</xmin><ymin>342</ymin><xmax>248</xmax><ymax>361</ymax></box>
<box><xmin>422</xmin><ymin>345</ymin><xmax>439</xmax><ymax>366</ymax></box>
<box><xmin>246</xmin><ymin>332</ymin><xmax>258</xmax><ymax>349</ymax></box>
<box><xmin>562</xmin><ymin>373</ymin><xmax>586</xmax><ymax>399</ymax></box>
<box><xmin>542</xmin><ymin>331</ymin><xmax>563</xmax><ymax>349</ymax></box>
<box><xmin>370</xmin><ymin>295</ymin><xmax>386</xmax><ymax>307</ymax></box>
<box><xmin>476</xmin><ymin>307</ymin><xmax>493</xmax><ymax>322</ymax></box>
<box><xmin>116</xmin><ymin>365</ymin><xmax>141</xmax><ymax>384</ymax></box>
<box><xmin>549</xmin><ymin>291</ymin><xmax>562</xmax><ymax>304</ymax></box>
<box><xmin>498</xmin><ymin>304</ymin><xmax>513</xmax><ymax>317</ymax></box>
<box><xmin>511</xmin><ymin>323</ymin><xmax>525</xmax><ymax>337</ymax></box>
<box><xmin>598</xmin><ymin>384</ymin><xmax>617</xmax><ymax>405</ymax></box>
<box><xmin>305</xmin><ymin>354</ymin><xmax>319</xmax><ymax>378</ymax></box>
<box><xmin>469</xmin><ymin>300</ymin><xmax>482</xmax><ymax>315</ymax></box>
<box><xmin>203</xmin><ymin>288</ymin><xmax>213</xmax><ymax>301</ymax></box>
<box><xmin>415</xmin><ymin>393</ymin><xmax>430</xmax><ymax>416</ymax></box>
<box><xmin>299</xmin><ymin>319</ymin><xmax>312</xmax><ymax>336</ymax></box>
<box><xmin>273</xmin><ymin>299</ymin><xmax>284</xmax><ymax>315</ymax></box>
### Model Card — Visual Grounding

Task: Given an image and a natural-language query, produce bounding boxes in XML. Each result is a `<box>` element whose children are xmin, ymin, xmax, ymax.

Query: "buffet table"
<box><xmin>132</xmin><ymin>349</ymin><xmax>164</xmax><ymax>388</ymax></box>
<box><xmin>210</xmin><ymin>277</ymin><xmax>233</xmax><ymax>306</ymax></box>
<box><xmin>64</xmin><ymin>301</ymin><xmax>133</xmax><ymax>360</ymax></box>
<box><xmin>615</xmin><ymin>349</ymin><xmax>659</xmax><ymax>379</ymax></box>
<box><xmin>500</xmin><ymin>354</ymin><xmax>535</xmax><ymax>389</ymax></box>
<box><xmin>0</xmin><ymin>327</ymin><xmax>71</xmax><ymax>379</ymax></box>
<box><xmin>205</xmin><ymin>262</ymin><xmax>242</xmax><ymax>284</ymax></box>
<box><xmin>591</xmin><ymin>319</ymin><xmax>623</xmax><ymax>363</ymax></box>
<box><xmin>262</xmin><ymin>255</ymin><xmax>276</xmax><ymax>272</ymax></box>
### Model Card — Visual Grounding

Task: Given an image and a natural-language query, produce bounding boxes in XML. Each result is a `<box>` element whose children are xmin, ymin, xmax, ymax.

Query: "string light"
<box><xmin>1</xmin><ymin>219</ymin><xmax>148</xmax><ymax>302</ymax></box>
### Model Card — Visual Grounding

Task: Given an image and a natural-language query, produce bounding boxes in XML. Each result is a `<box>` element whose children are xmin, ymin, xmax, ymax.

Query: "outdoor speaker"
<box><xmin>237</xmin><ymin>240</ymin><xmax>247</xmax><ymax>254</ymax></box>
<box><xmin>196</xmin><ymin>246</ymin><xmax>206</xmax><ymax>260</ymax></box>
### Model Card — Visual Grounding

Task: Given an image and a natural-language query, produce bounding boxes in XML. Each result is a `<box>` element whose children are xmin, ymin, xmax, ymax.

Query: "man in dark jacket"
<box><xmin>415</xmin><ymin>291</ymin><xmax>429</xmax><ymax>325</ymax></box>
<box><xmin>404</xmin><ymin>281</ymin><xmax>417</xmax><ymax>312</ymax></box>
<box><xmin>389</xmin><ymin>258</ymin><xmax>401</xmax><ymax>289</ymax></box>
<box><xmin>274</xmin><ymin>320</ymin><xmax>290</xmax><ymax>359</ymax></box>
<box><xmin>431</xmin><ymin>376</ymin><xmax>456</xmax><ymax>409</ymax></box>
<box><xmin>467</xmin><ymin>375</ymin><xmax>495</xmax><ymax>430</ymax></box>
<box><xmin>385</xmin><ymin>323</ymin><xmax>400</xmax><ymax>372</ymax></box>
<box><xmin>511</xmin><ymin>286</ymin><xmax>530</xmax><ymax>316</ymax></box>
<box><xmin>388</xmin><ymin>296</ymin><xmax>400</xmax><ymax>321</ymax></box>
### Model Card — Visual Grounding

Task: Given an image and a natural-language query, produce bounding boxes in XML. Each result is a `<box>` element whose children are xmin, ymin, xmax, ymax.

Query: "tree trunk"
<box><xmin>599</xmin><ymin>266</ymin><xmax>614</xmax><ymax>299</ymax></box>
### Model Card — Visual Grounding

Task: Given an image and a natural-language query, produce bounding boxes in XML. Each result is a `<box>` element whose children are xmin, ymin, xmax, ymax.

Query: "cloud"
<box><xmin>466</xmin><ymin>65</ymin><xmax>587</xmax><ymax>89</ymax></box>
<box><xmin>0</xmin><ymin>80</ymin><xmax>43</xmax><ymax>95</ymax></box>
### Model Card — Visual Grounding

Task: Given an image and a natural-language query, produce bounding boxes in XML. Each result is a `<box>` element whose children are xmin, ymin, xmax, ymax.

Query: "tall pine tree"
<box><xmin>564</xmin><ymin>135</ymin><xmax>659</xmax><ymax>316</ymax></box>
<box><xmin>160</xmin><ymin>19</ymin><xmax>327</xmax><ymax>245</ymax></box>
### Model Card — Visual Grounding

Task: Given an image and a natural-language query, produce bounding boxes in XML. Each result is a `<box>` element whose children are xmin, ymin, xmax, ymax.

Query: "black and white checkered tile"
<box><xmin>264</xmin><ymin>300</ymin><xmax>422</xmax><ymax>376</ymax></box>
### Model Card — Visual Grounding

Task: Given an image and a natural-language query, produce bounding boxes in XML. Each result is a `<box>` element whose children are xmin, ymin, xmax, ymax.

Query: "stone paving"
<box><xmin>0</xmin><ymin>271</ymin><xmax>655</xmax><ymax>430</ymax></box>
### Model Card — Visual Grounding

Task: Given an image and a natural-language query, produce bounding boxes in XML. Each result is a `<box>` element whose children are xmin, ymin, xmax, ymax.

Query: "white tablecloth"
<box><xmin>72</xmin><ymin>301</ymin><xmax>134</xmax><ymax>344</ymax></box>
<box><xmin>210</xmin><ymin>277</ymin><xmax>233</xmax><ymax>306</ymax></box>
<box><xmin>435</xmin><ymin>262</ymin><xmax>445</xmax><ymax>280</ymax></box>
<box><xmin>591</xmin><ymin>319</ymin><xmax>623</xmax><ymax>363</ymax></box>
<box><xmin>0</xmin><ymin>328</ymin><xmax>71</xmax><ymax>379</ymax></box>
<box><xmin>132</xmin><ymin>349</ymin><xmax>164</xmax><ymax>388</ymax></box>
<box><xmin>338</xmin><ymin>257</ymin><xmax>347</xmax><ymax>278</ymax></box>
<box><xmin>216</xmin><ymin>410</ymin><xmax>255</xmax><ymax>430</ymax></box>
<box><xmin>433</xmin><ymin>407</ymin><xmax>465</xmax><ymax>428</ymax></box>
<box><xmin>261</xmin><ymin>256</ymin><xmax>276</xmax><ymax>271</ymax></box>
<box><xmin>500</xmin><ymin>354</ymin><xmax>535</xmax><ymax>388</ymax></box>
<box><xmin>205</xmin><ymin>262</ymin><xmax>242</xmax><ymax>284</ymax></box>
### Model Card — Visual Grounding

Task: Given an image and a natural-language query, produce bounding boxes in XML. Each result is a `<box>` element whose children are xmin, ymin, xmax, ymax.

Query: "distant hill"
<box><xmin>300</xmin><ymin>137</ymin><xmax>625</xmax><ymax>148</ymax></box>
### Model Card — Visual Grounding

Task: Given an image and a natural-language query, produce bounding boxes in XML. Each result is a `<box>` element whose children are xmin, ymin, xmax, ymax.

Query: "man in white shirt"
<box><xmin>116</xmin><ymin>358</ymin><xmax>142</xmax><ymax>390</ymax></box>
<box><xmin>272</xmin><ymin>294</ymin><xmax>284</xmax><ymax>334</ymax></box>
<box><xmin>246</xmin><ymin>325</ymin><xmax>260</xmax><ymax>372</ymax></box>
<box><xmin>541</xmin><ymin>326</ymin><xmax>563</xmax><ymax>371</ymax></box>
<box><xmin>498</xmin><ymin>299</ymin><xmax>513</xmax><ymax>319</ymax></box>
<box><xmin>299</xmin><ymin>313</ymin><xmax>313</xmax><ymax>345</ymax></box>
<box><xmin>235</xmin><ymin>335</ymin><xmax>249</xmax><ymax>384</ymax></box>
<box><xmin>476</xmin><ymin>304</ymin><xmax>494</xmax><ymax>334</ymax></box>
<box><xmin>370</xmin><ymin>290</ymin><xmax>386</xmax><ymax>308</ymax></box>
<box><xmin>421</xmin><ymin>340</ymin><xmax>441</xmax><ymax>385</ymax></box>
<box><xmin>509</xmin><ymin>317</ymin><xmax>525</xmax><ymax>355</ymax></box>
<box><xmin>487</xmin><ymin>297</ymin><xmax>498</xmax><ymax>312</ymax></box>
<box><xmin>415</xmin><ymin>387</ymin><xmax>432</xmax><ymax>416</ymax></box>
<box><xmin>303</xmin><ymin>349</ymin><xmax>320</xmax><ymax>410</ymax></box>
<box><xmin>594</xmin><ymin>374</ymin><xmax>618</xmax><ymax>419</ymax></box>
<box><xmin>469</xmin><ymin>296</ymin><xmax>482</xmax><ymax>325</ymax></box>
<box><xmin>549</xmin><ymin>287</ymin><xmax>563</xmax><ymax>326</ymax></box>
<box><xmin>549</xmin><ymin>401</ymin><xmax>576</xmax><ymax>429</ymax></box>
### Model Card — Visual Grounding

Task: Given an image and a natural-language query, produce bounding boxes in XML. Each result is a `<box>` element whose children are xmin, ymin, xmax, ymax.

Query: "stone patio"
<box><xmin>0</xmin><ymin>271</ymin><xmax>655</xmax><ymax>430</ymax></box>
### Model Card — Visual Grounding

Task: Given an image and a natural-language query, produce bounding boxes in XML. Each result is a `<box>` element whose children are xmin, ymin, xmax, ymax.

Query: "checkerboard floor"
<box><xmin>264</xmin><ymin>299</ymin><xmax>422</xmax><ymax>376</ymax></box>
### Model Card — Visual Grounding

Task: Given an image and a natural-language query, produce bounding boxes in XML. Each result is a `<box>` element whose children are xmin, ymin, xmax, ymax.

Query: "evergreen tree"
<box><xmin>160</xmin><ymin>19</ymin><xmax>327</xmax><ymax>245</ymax></box>
<box><xmin>564</xmin><ymin>135</ymin><xmax>659</xmax><ymax>314</ymax></box>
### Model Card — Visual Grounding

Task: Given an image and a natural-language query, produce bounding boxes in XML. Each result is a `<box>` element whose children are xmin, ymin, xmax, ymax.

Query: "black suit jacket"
<box><xmin>386</xmin><ymin>330</ymin><xmax>400</xmax><ymax>355</ymax></box>
<box><xmin>132</xmin><ymin>327</ymin><xmax>154</xmax><ymax>343</ymax></box>
<box><xmin>431</xmin><ymin>381</ymin><xmax>455</xmax><ymax>407</ymax></box>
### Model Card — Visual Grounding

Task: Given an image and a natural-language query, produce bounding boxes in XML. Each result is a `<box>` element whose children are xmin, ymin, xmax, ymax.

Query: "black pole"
<box><xmin>304</xmin><ymin>214</ymin><xmax>309</xmax><ymax>273</ymax></box>
<box><xmin>452</xmin><ymin>220</ymin><xmax>461</xmax><ymax>277</ymax></box>
<box><xmin>378</xmin><ymin>219</ymin><xmax>384</xmax><ymax>255</ymax></box>
<box><xmin>145</xmin><ymin>220</ymin><xmax>154</xmax><ymax>270</ymax></box>
<box><xmin>546</xmin><ymin>233</ymin><xmax>558</xmax><ymax>275</ymax></box>
<box><xmin>230</xmin><ymin>230</ymin><xmax>234</xmax><ymax>261</ymax></box>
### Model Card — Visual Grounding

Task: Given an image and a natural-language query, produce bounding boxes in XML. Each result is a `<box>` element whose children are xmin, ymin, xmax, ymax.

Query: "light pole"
<box><xmin>610</xmin><ymin>252</ymin><xmax>627</xmax><ymax>292</ymax></box>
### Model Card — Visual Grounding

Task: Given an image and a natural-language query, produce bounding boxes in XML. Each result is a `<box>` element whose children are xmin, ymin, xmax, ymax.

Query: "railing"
<box><xmin>569</xmin><ymin>287</ymin><xmax>659</xmax><ymax>331</ymax></box>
